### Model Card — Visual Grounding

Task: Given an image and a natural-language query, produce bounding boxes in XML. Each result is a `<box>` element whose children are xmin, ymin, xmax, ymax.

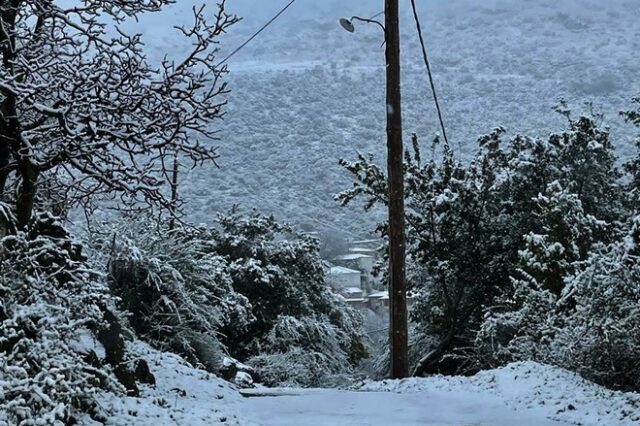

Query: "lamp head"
<box><xmin>339</xmin><ymin>18</ymin><xmax>355</xmax><ymax>33</ymax></box>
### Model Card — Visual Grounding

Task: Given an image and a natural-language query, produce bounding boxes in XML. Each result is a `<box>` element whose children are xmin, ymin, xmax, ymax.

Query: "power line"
<box><xmin>216</xmin><ymin>0</ymin><xmax>298</xmax><ymax>68</ymax></box>
<box><xmin>409</xmin><ymin>0</ymin><xmax>452</xmax><ymax>151</ymax></box>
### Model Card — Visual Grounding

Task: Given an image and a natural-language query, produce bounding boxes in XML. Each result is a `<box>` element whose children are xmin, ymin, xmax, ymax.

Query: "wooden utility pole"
<box><xmin>384</xmin><ymin>0</ymin><xmax>409</xmax><ymax>379</ymax></box>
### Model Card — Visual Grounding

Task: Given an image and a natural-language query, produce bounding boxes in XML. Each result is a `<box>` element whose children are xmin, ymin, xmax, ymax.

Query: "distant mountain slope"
<box><xmin>132</xmin><ymin>0</ymin><xmax>640</xmax><ymax>236</ymax></box>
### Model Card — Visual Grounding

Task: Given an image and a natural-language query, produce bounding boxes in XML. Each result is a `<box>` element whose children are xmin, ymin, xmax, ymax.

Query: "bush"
<box><xmin>478</xmin><ymin>221</ymin><xmax>640</xmax><ymax>391</ymax></box>
<box><xmin>103</xmin><ymin>211</ymin><xmax>366</xmax><ymax>386</ymax></box>
<box><xmin>104</xmin><ymin>218</ymin><xmax>252</xmax><ymax>373</ymax></box>
<box><xmin>248</xmin><ymin>316</ymin><xmax>354</xmax><ymax>387</ymax></box>
<box><xmin>553</xmin><ymin>236</ymin><xmax>640</xmax><ymax>390</ymax></box>
<box><xmin>0</xmin><ymin>210</ymin><xmax>124</xmax><ymax>424</ymax></box>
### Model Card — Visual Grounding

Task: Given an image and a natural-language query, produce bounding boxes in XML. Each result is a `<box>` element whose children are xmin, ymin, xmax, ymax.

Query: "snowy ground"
<box><xmin>89</xmin><ymin>343</ymin><xmax>640</xmax><ymax>426</ymax></box>
<box><xmin>84</xmin><ymin>343</ymin><xmax>247</xmax><ymax>426</ymax></box>
<box><xmin>241</xmin><ymin>387</ymin><xmax>565</xmax><ymax>426</ymax></box>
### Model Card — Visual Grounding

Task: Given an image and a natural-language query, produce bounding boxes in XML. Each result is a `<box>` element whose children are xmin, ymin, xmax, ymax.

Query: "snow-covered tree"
<box><xmin>103</xmin><ymin>215</ymin><xmax>253</xmax><ymax>373</ymax></box>
<box><xmin>622</xmin><ymin>97</ymin><xmax>640</xmax><ymax>204</ymax></box>
<box><xmin>475</xmin><ymin>108</ymin><xmax>635</xmax><ymax>388</ymax></box>
<box><xmin>339</xmin><ymin>106</ymin><xmax>625</xmax><ymax>377</ymax></box>
<box><xmin>517</xmin><ymin>184</ymin><xmax>603</xmax><ymax>295</ymax></box>
<box><xmin>550</xmin><ymin>103</ymin><xmax>623</xmax><ymax>230</ymax></box>
<box><xmin>479</xmin><ymin>218</ymin><xmax>640</xmax><ymax>391</ymax></box>
<box><xmin>0</xmin><ymin>1</ymin><xmax>237</xmax><ymax>227</ymax></box>
<box><xmin>208</xmin><ymin>211</ymin><xmax>367</xmax><ymax>383</ymax></box>
<box><xmin>553</xmin><ymin>231</ymin><xmax>640</xmax><ymax>391</ymax></box>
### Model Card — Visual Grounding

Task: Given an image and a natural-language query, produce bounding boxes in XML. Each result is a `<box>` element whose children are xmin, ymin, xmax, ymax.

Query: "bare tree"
<box><xmin>0</xmin><ymin>0</ymin><xmax>237</xmax><ymax>228</ymax></box>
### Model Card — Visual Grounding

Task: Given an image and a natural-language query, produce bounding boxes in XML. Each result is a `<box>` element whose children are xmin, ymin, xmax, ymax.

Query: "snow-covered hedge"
<box><xmin>480</xmin><ymin>231</ymin><xmax>640</xmax><ymax>391</ymax></box>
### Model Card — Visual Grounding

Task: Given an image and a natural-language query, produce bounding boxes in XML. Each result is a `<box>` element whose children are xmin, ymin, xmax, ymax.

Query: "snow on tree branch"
<box><xmin>0</xmin><ymin>0</ymin><xmax>238</xmax><ymax>226</ymax></box>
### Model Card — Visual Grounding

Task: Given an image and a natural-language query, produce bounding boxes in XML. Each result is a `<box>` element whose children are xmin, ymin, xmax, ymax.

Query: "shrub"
<box><xmin>0</xmin><ymin>210</ymin><xmax>124</xmax><ymax>424</ymax></box>
<box><xmin>103</xmin><ymin>211</ymin><xmax>366</xmax><ymax>386</ymax></box>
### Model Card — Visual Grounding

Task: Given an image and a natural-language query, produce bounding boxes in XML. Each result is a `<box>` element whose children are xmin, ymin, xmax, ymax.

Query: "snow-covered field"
<box><xmin>93</xmin><ymin>343</ymin><xmax>640</xmax><ymax>426</ymax></box>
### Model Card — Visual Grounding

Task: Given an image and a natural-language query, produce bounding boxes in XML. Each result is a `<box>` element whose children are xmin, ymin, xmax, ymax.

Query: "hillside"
<box><xmin>132</xmin><ymin>0</ymin><xmax>640</xmax><ymax>236</ymax></box>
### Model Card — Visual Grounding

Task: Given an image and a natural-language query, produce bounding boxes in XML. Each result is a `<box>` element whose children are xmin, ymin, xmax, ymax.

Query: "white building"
<box><xmin>333</xmin><ymin>253</ymin><xmax>378</xmax><ymax>292</ymax></box>
<box><xmin>366</xmin><ymin>290</ymin><xmax>416</xmax><ymax>314</ymax></box>
<box><xmin>326</xmin><ymin>265</ymin><xmax>361</xmax><ymax>290</ymax></box>
<box><xmin>367</xmin><ymin>290</ymin><xmax>389</xmax><ymax>313</ymax></box>
<box><xmin>333</xmin><ymin>253</ymin><xmax>374</xmax><ymax>272</ymax></box>
<box><xmin>348</xmin><ymin>247</ymin><xmax>379</xmax><ymax>256</ymax></box>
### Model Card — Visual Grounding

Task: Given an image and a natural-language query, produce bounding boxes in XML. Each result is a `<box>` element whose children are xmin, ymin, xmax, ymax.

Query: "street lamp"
<box><xmin>340</xmin><ymin>4</ymin><xmax>409</xmax><ymax>380</ymax></box>
<box><xmin>339</xmin><ymin>13</ymin><xmax>385</xmax><ymax>33</ymax></box>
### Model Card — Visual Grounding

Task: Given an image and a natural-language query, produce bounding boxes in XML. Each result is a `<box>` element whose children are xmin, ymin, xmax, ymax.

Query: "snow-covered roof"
<box><xmin>342</xmin><ymin>287</ymin><xmax>363</xmax><ymax>295</ymax></box>
<box><xmin>352</xmin><ymin>239</ymin><xmax>380</xmax><ymax>245</ymax></box>
<box><xmin>328</xmin><ymin>266</ymin><xmax>361</xmax><ymax>275</ymax></box>
<box><xmin>334</xmin><ymin>253</ymin><xmax>374</xmax><ymax>261</ymax></box>
<box><xmin>349</xmin><ymin>247</ymin><xmax>377</xmax><ymax>253</ymax></box>
<box><xmin>367</xmin><ymin>291</ymin><xmax>388</xmax><ymax>299</ymax></box>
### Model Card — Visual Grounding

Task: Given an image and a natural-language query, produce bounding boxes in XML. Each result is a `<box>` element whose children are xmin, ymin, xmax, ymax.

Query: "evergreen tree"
<box><xmin>340</xmin><ymin>106</ymin><xmax>625</xmax><ymax>377</ymax></box>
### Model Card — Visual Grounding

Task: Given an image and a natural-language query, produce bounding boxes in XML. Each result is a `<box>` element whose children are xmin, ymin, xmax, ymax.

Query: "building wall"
<box><xmin>327</xmin><ymin>272</ymin><xmax>361</xmax><ymax>289</ymax></box>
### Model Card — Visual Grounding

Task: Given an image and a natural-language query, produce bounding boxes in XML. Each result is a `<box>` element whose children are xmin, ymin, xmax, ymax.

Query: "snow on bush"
<box><xmin>478</xmin><ymin>221</ymin><xmax>640</xmax><ymax>391</ymax></box>
<box><xmin>102</xmin><ymin>216</ymin><xmax>253</xmax><ymax>374</ymax></box>
<box><xmin>101</xmin><ymin>211</ymin><xmax>366</xmax><ymax>387</ymax></box>
<box><xmin>0</xmin><ymin>211</ymin><xmax>123</xmax><ymax>425</ymax></box>
<box><xmin>209</xmin><ymin>212</ymin><xmax>367</xmax><ymax>386</ymax></box>
<box><xmin>248</xmin><ymin>315</ymin><xmax>356</xmax><ymax>387</ymax></box>
<box><xmin>552</xmin><ymin>235</ymin><xmax>640</xmax><ymax>390</ymax></box>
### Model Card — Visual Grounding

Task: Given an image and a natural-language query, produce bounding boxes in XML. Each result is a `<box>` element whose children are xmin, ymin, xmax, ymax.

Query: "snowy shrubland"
<box><xmin>96</xmin><ymin>211</ymin><xmax>366</xmax><ymax>387</ymax></box>
<box><xmin>341</xmin><ymin>100</ymin><xmax>640</xmax><ymax>391</ymax></box>
<box><xmin>157</xmin><ymin>0</ymin><xmax>640</xmax><ymax>236</ymax></box>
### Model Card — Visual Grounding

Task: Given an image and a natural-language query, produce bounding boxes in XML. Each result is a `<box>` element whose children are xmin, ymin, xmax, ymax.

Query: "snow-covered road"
<box><xmin>241</xmin><ymin>388</ymin><xmax>568</xmax><ymax>426</ymax></box>
<box><xmin>94</xmin><ymin>345</ymin><xmax>640</xmax><ymax>426</ymax></box>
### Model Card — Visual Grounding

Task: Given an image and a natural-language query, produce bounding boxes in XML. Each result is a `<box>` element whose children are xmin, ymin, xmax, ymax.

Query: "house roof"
<box><xmin>342</xmin><ymin>287</ymin><xmax>363</xmax><ymax>295</ymax></box>
<box><xmin>353</xmin><ymin>239</ymin><xmax>380</xmax><ymax>245</ymax></box>
<box><xmin>367</xmin><ymin>291</ymin><xmax>388</xmax><ymax>299</ymax></box>
<box><xmin>349</xmin><ymin>247</ymin><xmax>378</xmax><ymax>253</ymax></box>
<box><xmin>328</xmin><ymin>266</ymin><xmax>361</xmax><ymax>275</ymax></box>
<box><xmin>334</xmin><ymin>253</ymin><xmax>374</xmax><ymax>261</ymax></box>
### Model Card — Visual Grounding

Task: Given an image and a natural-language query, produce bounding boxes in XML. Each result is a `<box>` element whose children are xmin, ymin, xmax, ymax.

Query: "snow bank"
<box><xmin>82</xmin><ymin>342</ymin><xmax>248</xmax><ymax>426</ymax></box>
<box><xmin>359</xmin><ymin>361</ymin><xmax>640</xmax><ymax>426</ymax></box>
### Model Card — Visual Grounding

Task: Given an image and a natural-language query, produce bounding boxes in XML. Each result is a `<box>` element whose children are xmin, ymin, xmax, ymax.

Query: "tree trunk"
<box><xmin>16</xmin><ymin>159</ymin><xmax>38</xmax><ymax>228</ymax></box>
<box><xmin>413</xmin><ymin>322</ymin><xmax>456</xmax><ymax>377</ymax></box>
